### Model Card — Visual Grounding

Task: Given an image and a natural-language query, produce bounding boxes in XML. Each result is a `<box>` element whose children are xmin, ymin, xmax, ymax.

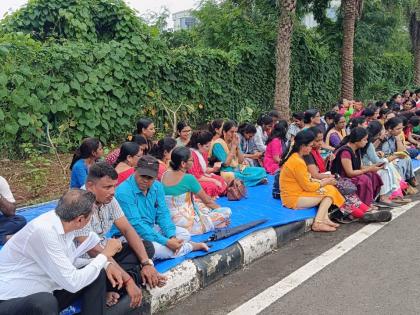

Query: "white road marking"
<box><xmin>228</xmin><ymin>201</ymin><xmax>420</xmax><ymax>315</ymax></box>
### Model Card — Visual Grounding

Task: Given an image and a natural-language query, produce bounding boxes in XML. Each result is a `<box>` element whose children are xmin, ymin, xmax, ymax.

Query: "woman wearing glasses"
<box><xmin>175</xmin><ymin>121</ymin><xmax>192</xmax><ymax>147</ymax></box>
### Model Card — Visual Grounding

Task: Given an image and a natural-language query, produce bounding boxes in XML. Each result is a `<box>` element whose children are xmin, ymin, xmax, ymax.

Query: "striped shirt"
<box><xmin>74</xmin><ymin>197</ymin><xmax>125</xmax><ymax>245</ymax></box>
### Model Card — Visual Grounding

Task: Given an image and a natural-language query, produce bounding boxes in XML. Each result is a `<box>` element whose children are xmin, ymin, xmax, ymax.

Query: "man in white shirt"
<box><xmin>0</xmin><ymin>176</ymin><xmax>26</xmax><ymax>244</ymax></box>
<box><xmin>0</xmin><ymin>189</ymin><xmax>122</xmax><ymax>315</ymax></box>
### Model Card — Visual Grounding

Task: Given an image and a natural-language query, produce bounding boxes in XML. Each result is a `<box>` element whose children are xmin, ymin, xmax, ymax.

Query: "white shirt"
<box><xmin>254</xmin><ymin>125</ymin><xmax>267</xmax><ymax>152</ymax></box>
<box><xmin>0</xmin><ymin>176</ymin><xmax>15</xmax><ymax>203</ymax></box>
<box><xmin>0</xmin><ymin>211</ymin><xmax>107</xmax><ymax>299</ymax></box>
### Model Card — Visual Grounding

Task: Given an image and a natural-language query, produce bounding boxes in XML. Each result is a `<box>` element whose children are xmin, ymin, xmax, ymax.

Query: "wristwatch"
<box><xmin>141</xmin><ymin>258</ymin><xmax>154</xmax><ymax>267</ymax></box>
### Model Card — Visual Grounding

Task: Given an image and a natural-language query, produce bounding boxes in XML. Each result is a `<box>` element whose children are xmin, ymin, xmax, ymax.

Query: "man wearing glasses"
<box><xmin>115</xmin><ymin>155</ymin><xmax>204</xmax><ymax>260</ymax></box>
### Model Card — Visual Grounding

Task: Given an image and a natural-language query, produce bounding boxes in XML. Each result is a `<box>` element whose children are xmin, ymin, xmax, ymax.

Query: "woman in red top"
<box><xmin>149</xmin><ymin>137</ymin><xmax>177</xmax><ymax>181</ymax></box>
<box><xmin>114</xmin><ymin>142</ymin><xmax>142</xmax><ymax>185</ymax></box>
<box><xmin>188</xmin><ymin>130</ymin><xmax>227</xmax><ymax>197</ymax></box>
<box><xmin>105</xmin><ymin>134</ymin><xmax>148</xmax><ymax>165</ymax></box>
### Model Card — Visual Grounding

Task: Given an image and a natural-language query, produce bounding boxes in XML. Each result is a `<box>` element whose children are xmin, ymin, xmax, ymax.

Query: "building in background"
<box><xmin>303</xmin><ymin>0</ymin><xmax>340</xmax><ymax>28</ymax></box>
<box><xmin>172</xmin><ymin>10</ymin><xmax>197</xmax><ymax>31</ymax></box>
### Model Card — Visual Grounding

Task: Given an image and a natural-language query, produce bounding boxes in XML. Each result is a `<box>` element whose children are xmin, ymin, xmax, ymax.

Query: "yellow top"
<box><xmin>280</xmin><ymin>153</ymin><xmax>345</xmax><ymax>209</ymax></box>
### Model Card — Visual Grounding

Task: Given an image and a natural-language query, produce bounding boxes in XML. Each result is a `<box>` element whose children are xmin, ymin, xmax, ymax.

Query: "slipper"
<box><xmin>334</xmin><ymin>216</ymin><xmax>356</xmax><ymax>224</ymax></box>
<box><xmin>372</xmin><ymin>203</ymin><xmax>389</xmax><ymax>209</ymax></box>
<box><xmin>375</xmin><ymin>201</ymin><xmax>400</xmax><ymax>208</ymax></box>
<box><xmin>392</xmin><ymin>198</ymin><xmax>412</xmax><ymax>204</ymax></box>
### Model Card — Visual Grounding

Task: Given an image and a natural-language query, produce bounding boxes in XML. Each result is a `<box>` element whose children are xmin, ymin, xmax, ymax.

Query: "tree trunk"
<box><xmin>341</xmin><ymin>0</ymin><xmax>357</xmax><ymax>100</ymax></box>
<box><xmin>415</xmin><ymin>40</ymin><xmax>420</xmax><ymax>86</ymax></box>
<box><xmin>274</xmin><ymin>0</ymin><xmax>296</xmax><ymax>120</ymax></box>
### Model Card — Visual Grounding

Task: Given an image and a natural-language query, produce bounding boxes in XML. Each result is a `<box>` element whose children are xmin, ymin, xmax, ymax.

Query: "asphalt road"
<box><xmin>160</xmin><ymin>200</ymin><xmax>420</xmax><ymax>315</ymax></box>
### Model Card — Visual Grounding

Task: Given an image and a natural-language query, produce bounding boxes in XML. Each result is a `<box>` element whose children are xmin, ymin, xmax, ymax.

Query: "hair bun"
<box><xmin>169</xmin><ymin>160</ymin><xmax>176</xmax><ymax>170</ymax></box>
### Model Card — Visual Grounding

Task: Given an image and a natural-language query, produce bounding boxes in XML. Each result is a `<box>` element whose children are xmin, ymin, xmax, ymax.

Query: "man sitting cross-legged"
<box><xmin>0</xmin><ymin>189</ymin><xmax>122</xmax><ymax>315</ymax></box>
<box><xmin>75</xmin><ymin>162</ymin><xmax>166</xmax><ymax>308</ymax></box>
<box><xmin>114</xmin><ymin>155</ymin><xmax>208</xmax><ymax>261</ymax></box>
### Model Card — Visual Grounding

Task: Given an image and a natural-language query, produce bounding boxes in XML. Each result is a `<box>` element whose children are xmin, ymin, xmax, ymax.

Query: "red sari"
<box><xmin>188</xmin><ymin>150</ymin><xmax>227</xmax><ymax>197</ymax></box>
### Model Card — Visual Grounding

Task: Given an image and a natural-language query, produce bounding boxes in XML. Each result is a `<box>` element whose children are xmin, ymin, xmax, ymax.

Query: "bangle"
<box><xmin>123</xmin><ymin>277</ymin><xmax>133</xmax><ymax>287</ymax></box>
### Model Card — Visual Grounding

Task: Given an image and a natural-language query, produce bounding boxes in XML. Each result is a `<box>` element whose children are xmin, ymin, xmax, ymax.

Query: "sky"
<box><xmin>0</xmin><ymin>0</ymin><xmax>199</xmax><ymax>27</ymax></box>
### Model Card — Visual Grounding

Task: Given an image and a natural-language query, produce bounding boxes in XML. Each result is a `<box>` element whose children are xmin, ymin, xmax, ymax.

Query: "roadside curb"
<box><xmin>146</xmin><ymin>218</ymin><xmax>314</xmax><ymax>314</ymax></box>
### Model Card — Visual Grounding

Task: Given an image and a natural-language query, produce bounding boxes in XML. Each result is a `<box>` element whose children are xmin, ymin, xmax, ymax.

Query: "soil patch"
<box><xmin>1</xmin><ymin>154</ymin><xmax>72</xmax><ymax>207</ymax></box>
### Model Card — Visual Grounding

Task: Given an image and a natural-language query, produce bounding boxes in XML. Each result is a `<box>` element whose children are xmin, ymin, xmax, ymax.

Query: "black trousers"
<box><xmin>0</xmin><ymin>214</ymin><xmax>26</xmax><ymax>245</ymax></box>
<box><xmin>108</xmin><ymin>240</ymin><xmax>154</xmax><ymax>291</ymax></box>
<box><xmin>0</xmin><ymin>270</ymin><xmax>107</xmax><ymax>315</ymax></box>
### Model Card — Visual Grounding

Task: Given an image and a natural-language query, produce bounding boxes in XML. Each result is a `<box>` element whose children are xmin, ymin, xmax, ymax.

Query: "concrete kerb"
<box><xmin>147</xmin><ymin>218</ymin><xmax>315</xmax><ymax>314</ymax></box>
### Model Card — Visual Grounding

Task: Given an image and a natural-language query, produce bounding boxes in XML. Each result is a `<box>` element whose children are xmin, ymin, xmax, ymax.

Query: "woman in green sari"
<box><xmin>210</xmin><ymin>120</ymin><xmax>267</xmax><ymax>186</ymax></box>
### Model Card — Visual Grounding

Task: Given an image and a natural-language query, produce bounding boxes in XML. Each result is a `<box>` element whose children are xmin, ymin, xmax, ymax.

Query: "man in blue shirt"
<box><xmin>114</xmin><ymin>155</ymin><xmax>208</xmax><ymax>260</ymax></box>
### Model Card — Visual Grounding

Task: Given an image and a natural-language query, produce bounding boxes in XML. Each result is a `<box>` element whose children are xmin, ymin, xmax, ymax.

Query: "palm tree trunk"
<box><xmin>341</xmin><ymin>0</ymin><xmax>357</xmax><ymax>100</ymax></box>
<box><xmin>274</xmin><ymin>0</ymin><xmax>296</xmax><ymax>120</ymax></box>
<box><xmin>415</xmin><ymin>40</ymin><xmax>420</xmax><ymax>86</ymax></box>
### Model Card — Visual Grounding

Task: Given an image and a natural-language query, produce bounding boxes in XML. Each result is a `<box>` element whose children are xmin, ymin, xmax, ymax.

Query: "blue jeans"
<box><xmin>0</xmin><ymin>215</ymin><xmax>26</xmax><ymax>245</ymax></box>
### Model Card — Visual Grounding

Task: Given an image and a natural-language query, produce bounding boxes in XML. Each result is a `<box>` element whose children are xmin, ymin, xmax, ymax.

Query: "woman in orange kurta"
<box><xmin>280</xmin><ymin>129</ymin><xmax>345</xmax><ymax>232</ymax></box>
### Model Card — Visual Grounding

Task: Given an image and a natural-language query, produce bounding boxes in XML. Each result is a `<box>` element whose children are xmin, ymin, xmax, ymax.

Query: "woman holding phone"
<box><xmin>305</xmin><ymin>127</ymin><xmax>391</xmax><ymax>223</ymax></box>
<box><xmin>331</xmin><ymin>127</ymin><xmax>384</xmax><ymax>210</ymax></box>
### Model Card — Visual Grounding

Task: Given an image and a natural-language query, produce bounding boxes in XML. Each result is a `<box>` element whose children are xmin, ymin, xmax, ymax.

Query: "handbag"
<box><xmin>336</xmin><ymin>177</ymin><xmax>357</xmax><ymax>195</ymax></box>
<box><xmin>226</xmin><ymin>179</ymin><xmax>247</xmax><ymax>201</ymax></box>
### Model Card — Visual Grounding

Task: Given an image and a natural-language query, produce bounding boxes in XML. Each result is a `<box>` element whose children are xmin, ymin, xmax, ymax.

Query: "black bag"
<box><xmin>272</xmin><ymin>170</ymin><xmax>281</xmax><ymax>199</ymax></box>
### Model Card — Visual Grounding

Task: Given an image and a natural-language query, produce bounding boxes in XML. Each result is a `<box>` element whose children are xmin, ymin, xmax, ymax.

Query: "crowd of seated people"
<box><xmin>3</xmin><ymin>89</ymin><xmax>420</xmax><ymax>313</ymax></box>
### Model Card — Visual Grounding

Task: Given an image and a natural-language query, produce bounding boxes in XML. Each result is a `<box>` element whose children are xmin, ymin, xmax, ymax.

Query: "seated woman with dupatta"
<box><xmin>209</xmin><ymin>120</ymin><xmax>267</xmax><ymax>187</ymax></box>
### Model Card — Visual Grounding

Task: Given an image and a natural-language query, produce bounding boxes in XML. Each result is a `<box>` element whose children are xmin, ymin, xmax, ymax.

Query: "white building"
<box><xmin>172</xmin><ymin>10</ymin><xmax>197</xmax><ymax>31</ymax></box>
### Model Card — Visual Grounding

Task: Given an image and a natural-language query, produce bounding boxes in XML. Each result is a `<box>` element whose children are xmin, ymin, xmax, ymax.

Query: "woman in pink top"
<box><xmin>350</xmin><ymin>101</ymin><xmax>364</xmax><ymax>119</ymax></box>
<box><xmin>263</xmin><ymin>121</ymin><xmax>289</xmax><ymax>175</ymax></box>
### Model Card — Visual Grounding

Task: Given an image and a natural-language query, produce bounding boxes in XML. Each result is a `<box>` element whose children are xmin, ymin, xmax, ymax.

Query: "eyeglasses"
<box><xmin>181</xmin><ymin>129</ymin><xmax>192</xmax><ymax>133</ymax></box>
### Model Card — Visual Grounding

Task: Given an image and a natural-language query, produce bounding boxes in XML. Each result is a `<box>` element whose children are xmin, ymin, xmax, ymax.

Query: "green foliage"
<box><xmin>290</xmin><ymin>26</ymin><xmax>341</xmax><ymax>112</ymax></box>
<box><xmin>354</xmin><ymin>52</ymin><xmax>414</xmax><ymax>100</ymax></box>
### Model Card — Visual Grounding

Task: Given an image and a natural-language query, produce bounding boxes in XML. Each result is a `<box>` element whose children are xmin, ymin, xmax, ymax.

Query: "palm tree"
<box><xmin>341</xmin><ymin>0</ymin><xmax>363</xmax><ymax>100</ymax></box>
<box><xmin>274</xmin><ymin>0</ymin><xmax>297</xmax><ymax>120</ymax></box>
<box><xmin>410</xmin><ymin>4</ymin><xmax>420</xmax><ymax>86</ymax></box>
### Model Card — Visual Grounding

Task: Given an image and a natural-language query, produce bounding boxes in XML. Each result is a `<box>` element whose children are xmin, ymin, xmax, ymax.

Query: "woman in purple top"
<box><xmin>325</xmin><ymin>114</ymin><xmax>347</xmax><ymax>149</ymax></box>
